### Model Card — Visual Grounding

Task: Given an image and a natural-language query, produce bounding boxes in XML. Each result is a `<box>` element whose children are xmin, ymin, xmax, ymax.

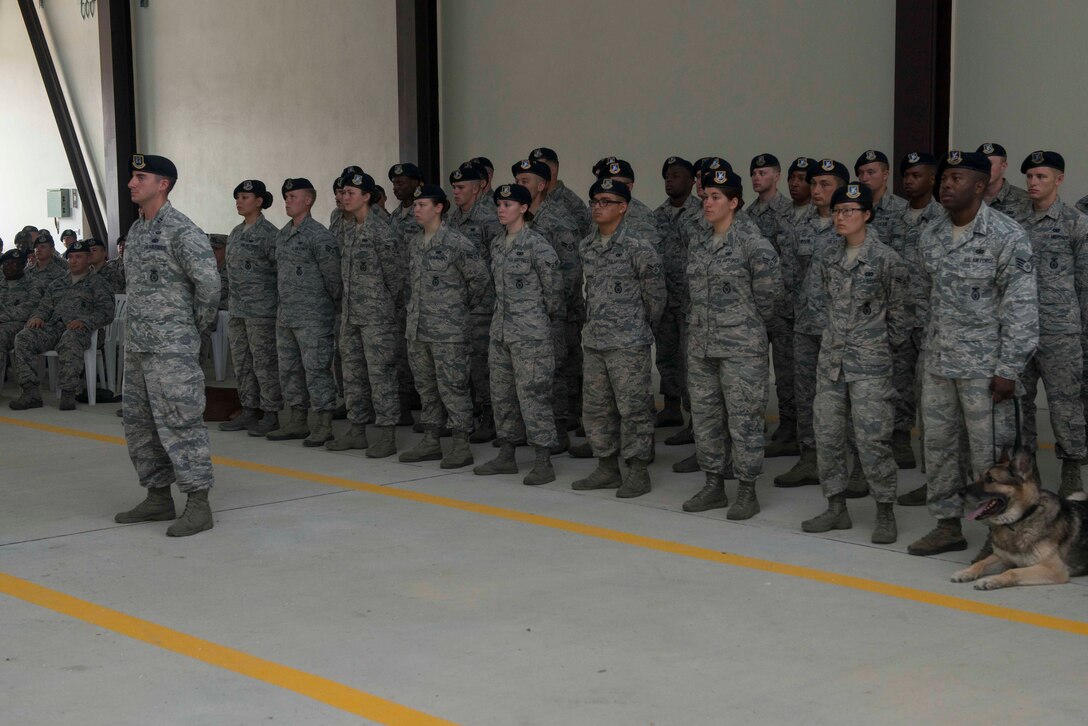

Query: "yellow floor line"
<box><xmin>1</xmin><ymin>416</ymin><xmax>1084</xmax><ymax>641</ymax></box>
<box><xmin>0</xmin><ymin>571</ymin><xmax>453</xmax><ymax>724</ymax></box>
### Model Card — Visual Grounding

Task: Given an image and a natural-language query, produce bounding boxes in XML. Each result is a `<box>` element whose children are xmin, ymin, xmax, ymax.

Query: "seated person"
<box><xmin>0</xmin><ymin>248</ymin><xmax>43</xmax><ymax>363</ymax></box>
<box><xmin>98</xmin><ymin>236</ymin><xmax>127</xmax><ymax>294</ymax></box>
<box><xmin>9</xmin><ymin>240</ymin><xmax>115</xmax><ymax>411</ymax></box>
<box><xmin>27</xmin><ymin>234</ymin><xmax>67</xmax><ymax>289</ymax></box>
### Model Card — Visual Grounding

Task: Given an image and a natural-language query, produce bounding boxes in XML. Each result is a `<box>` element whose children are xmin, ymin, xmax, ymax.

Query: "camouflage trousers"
<box><xmin>341</xmin><ymin>321</ymin><xmax>400</xmax><ymax>426</ymax></box>
<box><xmin>815</xmin><ymin>375</ymin><xmax>896</xmax><ymax>502</ymax></box>
<box><xmin>655</xmin><ymin>310</ymin><xmax>686</xmax><ymax>405</ymax></box>
<box><xmin>490</xmin><ymin>337</ymin><xmax>557</xmax><ymax>448</ymax></box>
<box><xmin>276</xmin><ymin>323</ymin><xmax>336</xmax><ymax>412</ymax></box>
<box><xmin>767</xmin><ymin>313</ymin><xmax>796</xmax><ymax>421</ymax></box>
<box><xmin>551</xmin><ymin>321</ymin><xmax>570</xmax><ymax>427</ymax></box>
<box><xmin>1022</xmin><ymin>333</ymin><xmax>1086</xmax><ymax>460</ymax></box>
<box><xmin>123</xmin><ymin>351</ymin><xmax>214</xmax><ymax>493</ymax></box>
<box><xmin>688</xmin><ymin>351</ymin><xmax>769</xmax><ymax>481</ymax></box>
<box><xmin>891</xmin><ymin>332</ymin><xmax>920</xmax><ymax>433</ymax></box>
<box><xmin>564</xmin><ymin>318</ymin><xmax>584</xmax><ymax>421</ymax></box>
<box><xmin>922</xmin><ymin>372</ymin><xmax>1016</xmax><ymax>519</ymax></box>
<box><xmin>582</xmin><ymin>345</ymin><xmax>654</xmax><ymax>461</ymax></box>
<box><xmin>395</xmin><ymin>302</ymin><xmax>417</xmax><ymax>402</ymax></box>
<box><xmin>227</xmin><ymin>316</ymin><xmax>282</xmax><ymax>412</ymax></box>
<box><xmin>0</xmin><ymin>321</ymin><xmax>22</xmax><ymax>357</ymax></box>
<box><xmin>469</xmin><ymin>312</ymin><xmax>492</xmax><ymax>417</ymax></box>
<box><xmin>408</xmin><ymin>340</ymin><xmax>473</xmax><ymax>434</ymax></box>
<box><xmin>13</xmin><ymin>323</ymin><xmax>93</xmax><ymax>392</ymax></box>
<box><xmin>793</xmin><ymin>332</ymin><xmax>822</xmax><ymax>447</ymax></box>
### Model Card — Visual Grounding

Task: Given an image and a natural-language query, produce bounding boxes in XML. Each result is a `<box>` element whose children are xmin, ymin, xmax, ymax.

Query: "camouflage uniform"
<box><xmin>390</xmin><ymin>204</ymin><xmax>419</xmax><ymax>404</ymax></box>
<box><xmin>987</xmin><ymin>179</ymin><xmax>1031</xmax><ymax>219</ymax></box>
<box><xmin>550</xmin><ymin>180</ymin><xmax>592</xmax><ymax>239</ymax></box>
<box><xmin>747</xmin><ymin>191</ymin><xmax>798</xmax><ymax>425</ymax></box>
<box><xmin>1018</xmin><ymin>197</ymin><xmax>1088</xmax><ymax>461</ymax></box>
<box><xmin>405</xmin><ymin>224</ymin><xmax>490</xmax><ymax>434</ymax></box>
<box><xmin>0</xmin><ymin>274</ymin><xmax>43</xmax><ymax>357</ymax></box>
<box><xmin>580</xmin><ymin>219</ymin><xmax>665</xmax><ymax>461</ymax></box>
<box><xmin>12</xmin><ymin>272</ymin><xmax>113</xmax><ymax>391</ymax></box>
<box><xmin>790</xmin><ymin>209</ymin><xmax>841</xmax><ymax>448</ymax></box>
<box><xmin>123</xmin><ymin>201</ymin><xmax>220</xmax><ymax>493</ymax></box>
<box><xmin>813</xmin><ymin>233</ymin><xmax>909</xmax><ymax>502</ymax></box>
<box><xmin>340</xmin><ymin>211</ymin><xmax>405</xmax><ymax>426</ymax></box>
<box><xmin>448</xmin><ymin>197</ymin><xmax>502</xmax><ymax>423</ymax></box>
<box><xmin>98</xmin><ymin>257</ymin><xmax>127</xmax><ymax>295</ymax></box>
<box><xmin>686</xmin><ymin>221</ymin><xmax>781</xmax><ymax>478</ymax></box>
<box><xmin>489</xmin><ymin>227</ymin><xmax>562</xmax><ymax>448</ymax></box>
<box><xmin>225</xmin><ymin>213</ymin><xmax>282</xmax><ymax>413</ymax></box>
<box><xmin>869</xmin><ymin>191</ymin><xmax>908</xmax><ymax>248</ymax></box>
<box><xmin>529</xmin><ymin>196</ymin><xmax>583</xmax><ymax>429</ymax></box>
<box><xmin>27</xmin><ymin>258</ymin><xmax>67</xmax><ymax>290</ymax></box>
<box><xmin>887</xmin><ymin>198</ymin><xmax>946</xmax><ymax>436</ymax></box>
<box><xmin>1076</xmin><ymin>195</ymin><xmax>1088</xmax><ymax>216</ymax></box>
<box><xmin>653</xmin><ymin>194</ymin><xmax>703</xmax><ymax>409</ymax></box>
<box><xmin>275</xmin><ymin>215</ymin><xmax>341</xmax><ymax>412</ymax></box>
<box><xmin>919</xmin><ymin>204</ymin><xmax>1038</xmax><ymax>518</ymax></box>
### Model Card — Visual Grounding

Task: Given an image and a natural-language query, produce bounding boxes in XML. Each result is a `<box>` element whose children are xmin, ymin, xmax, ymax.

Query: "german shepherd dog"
<box><xmin>951</xmin><ymin>448</ymin><xmax>1088</xmax><ymax>590</ymax></box>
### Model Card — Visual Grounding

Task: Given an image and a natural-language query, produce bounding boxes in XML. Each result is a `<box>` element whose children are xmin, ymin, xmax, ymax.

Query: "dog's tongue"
<box><xmin>967</xmin><ymin>502</ymin><xmax>989</xmax><ymax>521</ymax></box>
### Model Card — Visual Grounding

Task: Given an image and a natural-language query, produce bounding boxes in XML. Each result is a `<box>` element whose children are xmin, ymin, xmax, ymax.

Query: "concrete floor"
<box><xmin>1</xmin><ymin>374</ymin><xmax>1087</xmax><ymax>725</ymax></box>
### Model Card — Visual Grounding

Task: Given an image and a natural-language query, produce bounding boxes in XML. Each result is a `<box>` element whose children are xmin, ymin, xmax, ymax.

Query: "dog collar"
<box><xmin>1006</xmin><ymin>502</ymin><xmax>1040</xmax><ymax>529</ymax></box>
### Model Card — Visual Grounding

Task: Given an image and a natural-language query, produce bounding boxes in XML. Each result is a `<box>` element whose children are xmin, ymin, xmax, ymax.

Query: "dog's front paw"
<box><xmin>973</xmin><ymin>576</ymin><xmax>1007</xmax><ymax>591</ymax></box>
<box><xmin>951</xmin><ymin>567</ymin><xmax>979</xmax><ymax>583</ymax></box>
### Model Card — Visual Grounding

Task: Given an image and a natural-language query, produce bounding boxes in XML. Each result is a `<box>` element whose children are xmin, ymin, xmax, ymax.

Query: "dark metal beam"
<box><xmin>893</xmin><ymin>0</ymin><xmax>952</xmax><ymax>196</ymax></box>
<box><xmin>98</xmin><ymin>0</ymin><xmax>138</xmax><ymax>251</ymax></box>
<box><xmin>396</xmin><ymin>0</ymin><xmax>439</xmax><ymax>183</ymax></box>
<box><xmin>18</xmin><ymin>0</ymin><xmax>107</xmax><ymax>243</ymax></box>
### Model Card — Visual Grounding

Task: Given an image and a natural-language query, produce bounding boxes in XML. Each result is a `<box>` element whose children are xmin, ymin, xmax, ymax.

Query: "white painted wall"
<box><xmin>440</xmin><ymin>0</ymin><xmax>897</xmax><ymax>205</ymax></box>
<box><xmin>0</xmin><ymin>0</ymin><xmax>86</xmax><ymax>250</ymax></box>
<box><xmin>952</xmin><ymin>0</ymin><xmax>1088</xmax><ymax>204</ymax></box>
<box><xmin>133</xmin><ymin>0</ymin><xmax>401</xmax><ymax>234</ymax></box>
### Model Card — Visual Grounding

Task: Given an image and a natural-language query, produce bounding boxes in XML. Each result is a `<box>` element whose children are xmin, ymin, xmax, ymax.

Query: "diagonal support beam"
<box><xmin>18</xmin><ymin>0</ymin><xmax>107</xmax><ymax>243</ymax></box>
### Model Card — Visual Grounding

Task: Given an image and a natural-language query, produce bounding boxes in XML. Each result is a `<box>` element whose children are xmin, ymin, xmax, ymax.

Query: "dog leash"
<box><xmin>992</xmin><ymin>395</ymin><xmax>1022</xmax><ymax>464</ymax></box>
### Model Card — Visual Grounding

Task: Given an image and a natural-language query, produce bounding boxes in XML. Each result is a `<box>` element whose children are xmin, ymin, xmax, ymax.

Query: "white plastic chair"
<box><xmin>102</xmin><ymin>294</ymin><xmax>128</xmax><ymax>393</ymax></box>
<box><xmin>43</xmin><ymin>329</ymin><xmax>105</xmax><ymax>405</ymax></box>
<box><xmin>210</xmin><ymin>309</ymin><xmax>230</xmax><ymax>381</ymax></box>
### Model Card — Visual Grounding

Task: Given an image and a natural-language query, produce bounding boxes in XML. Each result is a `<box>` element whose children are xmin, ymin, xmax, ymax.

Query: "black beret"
<box><xmin>899</xmin><ymin>151</ymin><xmax>938</xmax><ymax>175</ymax></box>
<box><xmin>33</xmin><ymin>235</ymin><xmax>53</xmax><ymax>247</ymax></box>
<box><xmin>470</xmin><ymin>156</ymin><xmax>494</xmax><ymax>172</ymax></box>
<box><xmin>413</xmin><ymin>184</ymin><xmax>447</xmax><ymax>202</ymax></box>
<box><xmin>373</xmin><ymin>184</ymin><xmax>386</xmax><ymax>197</ymax></box>
<box><xmin>977</xmin><ymin>142</ymin><xmax>1007</xmax><ymax>158</ymax></box>
<box><xmin>807</xmin><ymin>159</ymin><xmax>850</xmax><ymax>183</ymax></box>
<box><xmin>750</xmin><ymin>153</ymin><xmax>781</xmax><ymax>172</ymax></box>
<box><xmin>86</xmin><ymin>237</ymin><xmax>106</xmax><ymax>249</ymax></box>
<box><xmin>589</xmin><ymin>177</ymin><xmax>631</xmax><ymax>202</ymax></box>
<box><xmin>937</xmin><ymin>150</ymin><xmax>991</xmax><ymax>177</ymax></box>
<box><xmin>661</xmin><ymin>156</ymin><xmax>695</xmax><ymax>179</ymax></box>
<box><xmin>530</xmin><ymin>147</ymin><xmax>559</xmax><ymax>163</ymax></box>
<box><xmin>341</xmin><ymin>165</ymin><xmax>364</xmax><ymax>177</ymax></box>
<box><xmin>788</xmin><ymin>157</ymin><xmax>817</xmax><ymax>175</ymax></box>
<box><xmin>493</xmin><ymin>183</ymin><xmax>532</xmax><ymax>206</ymax></box>
<box><xmin>592</xmin><ymin>156</ymin><xmax>618</xmax><ymax>178</ymax></box>
<box><xmin>854</xmin><ymin>149</ymin><xmax>890</xmax><ymax>173</ymax></box>
<box><xmin>701</xmin><ymin>168</ymin><xmax>743</xmax><ymax>191</ymax></box>
<box><xmin>511</xmin><ymin>159</ymin><xmax>552</xmax><ymax>182</ymax></box>
<box><xmin>1020</xmin><ymin>150</ymin><xmax>1065</xmax><ymax>174</ymax></box>
<box><xmin>130</xmin><ymin>153</ymin><xmax>177</xmax><ymax>179</ymax></box>
<box><xmin>234</xmin><ymin>179</ymin><xmax>274</xmax><ymax>209</ymax></box>
<box><xmin>64</xmin><ymin>239</ymin><xmax>91</xmax><ymax>257</ymax></box>
<box><xmin>342</xmin><ymin>171</ymin><xmax>376</xmax><ymax>193</ymax></box>
<box><xmin>831</xmin><ymin>181</ymin><xmax>874</xmax><ymax>211</ymax></box>
<box><xmin>697</xmin><ymin>157</ymin><xmax>733</xmax><ymax>176</ymax></box>
<box><xmin>0</xmin><ymin>248</ymin><xmax>27</xmax><ymax>265</ymax></box>
<box><xmin>598</xmin><ymin>158</ymin><xmax>635</xmax><ymax>181</ymax></box>
<box><xmin>388</xmin><ymin>163</ymin><xmax>424</xmax><ymax>181</ymax></box>
<box><xmin>60</xmin><ymin>228</ymin><xmax>77</xmax><ymax>239</ymax></box>
<box><xmin>450</xmin><ymin>164</ymin><xmax>485</xmax><ymax>183</ymax></box>
<box><xmin>281</xmin><ymin>178</ymin><xmax>315</xmax><ymax>195</ymax></box>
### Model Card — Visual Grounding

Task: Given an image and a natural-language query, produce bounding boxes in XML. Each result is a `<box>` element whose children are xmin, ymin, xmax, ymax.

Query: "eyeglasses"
<box><xmin>589</xmin><ymin>199</ymin><xmax>624</xmax><ymax>208</ymax></box>
<box><xmin>831</xmin><ymin>207</ymin><xmax>865</xmax><ymax>217</ymax></box>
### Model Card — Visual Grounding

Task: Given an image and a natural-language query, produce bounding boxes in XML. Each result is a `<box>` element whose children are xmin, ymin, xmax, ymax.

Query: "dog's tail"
<box><xmin>1067</xmin><ymin>492</ymin><xmax>1088</xmax><ymax>501</ymax></box>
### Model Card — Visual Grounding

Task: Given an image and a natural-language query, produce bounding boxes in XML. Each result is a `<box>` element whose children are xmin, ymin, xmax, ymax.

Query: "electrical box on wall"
<box><xmin>47</xmin><ymin>188</ymin><xmax>73</xmax><ymax>218</ymax></box>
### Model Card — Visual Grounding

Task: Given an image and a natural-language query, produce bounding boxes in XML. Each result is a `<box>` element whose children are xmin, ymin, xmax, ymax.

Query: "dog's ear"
<box><xmin>1010</xmin><ymin>448</ymin><xmax>1033</xmax><ymax>478</ymax></box>
<box><xmin>996</xmin><ymin>447</ymin><xmax>1011</xmax><ymax>465</ymax></box>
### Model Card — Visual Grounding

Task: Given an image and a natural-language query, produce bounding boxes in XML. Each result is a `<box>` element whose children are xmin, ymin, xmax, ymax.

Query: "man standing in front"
<box><xmin>907</xmin><ymin>150</ymin><xmax>1038</xmax><ymax>556</ymax></box>
<box><xmin>113</xmin><ymin>154</ymin><xmax>221</xmax><ymax>537</ymax></box>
